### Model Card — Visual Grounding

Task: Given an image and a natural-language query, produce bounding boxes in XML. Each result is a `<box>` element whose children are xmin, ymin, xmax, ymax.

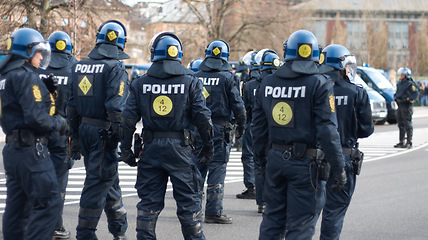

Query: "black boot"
<box><xmin>205</xmin><ymin>213</ymin><xmax>233</xmax><ymax>224</ymax></box>
<box><xmin>394</xmin><ymin>142</ymin><xmax>405</xmax><ymax>148</ymax></box>
<box><xmin>236</xmin><ymin>187</ymin><xmax>255</xmax><ymax>199</ymax></box>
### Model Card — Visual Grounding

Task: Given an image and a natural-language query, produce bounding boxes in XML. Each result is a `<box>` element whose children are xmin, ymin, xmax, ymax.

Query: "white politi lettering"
<box><xmin>264</xmin><ymin>85</ymin><xmax>306</xmax><ymax>98</ymax></box>
<box><xmin>335</xmin><ymin>95</ymin><xmax>348</xmax><ymax>105</ymax></box>
<box><xmin>142</xmin><ymin>84</ymin><xmax>185</xmax><ymax>94</ymax></box>
<box><xmin>75</xmin><ymin>64</ymin><xmax>105</xmax><ymax>74</ymax></box>
<box><xmin>198</xmin><ymin>77</ymin><xmax>219</xmax><ymax>86</ymax></box>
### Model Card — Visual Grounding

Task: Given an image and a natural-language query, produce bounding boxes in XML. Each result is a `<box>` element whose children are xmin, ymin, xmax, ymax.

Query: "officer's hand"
<box><xmin>42</xmin><ymin>73</ymin><xmax>58</xmax><ymax>94</ymax></box>
<box><xmin>198</xmin><ymin>144</ymin><xmax>214</xmax><ymax>165</ymax></box>
<box><xmin>330</xmin><ymin>168</ymin><xmax>347</xmax><ymax>192</ymax></box>
<box><xmin>235</xmin><ymin>125</ymin><xmax>245</xmax><ymax>139</ymax></box>
<box><xmin>70</xmin><ymin>137</ymin><xmax>81</xmax><ymax>160</ymax></box>
<box><xmin>55</xmin><ymin>115</ymin><xmax>69</xmax><ymax>135</ymax></box>
<box><xmin>119</xmin><ymin>148</ymin><xmax>137</xmax><ymax>167</ymax></box>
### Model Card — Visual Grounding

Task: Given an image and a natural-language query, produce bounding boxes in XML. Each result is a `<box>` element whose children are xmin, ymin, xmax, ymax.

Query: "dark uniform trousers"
<box><xmin>3</xmin><ymin>142</ymin><xmax>62</xmax><ymax>240</ymax></box>
<box><xmin>320</xmin><ymin>154</ymin><xmax>356</xmax><ymax>240</ymax></box>
<box><xmin>76</xmin><ymin>123</ymin><xmax>127</xmax><ymax>240</ymax></box>
<box><xmin>396</xmin><ymin>102</ymin><xmax>413</xmax><ymax>142</ymax></box>
<box><xmin>195</xmin><ymin>123</ymin><xmax>231</xmax><ymax>216</ymax></box>
<box><xmin>136</xmin><ymin>138</ymin><xmax>204</xmax><ymax>240</ymax></box>
<box><xmin>241</xmin><ymin>121</ymin><xmax>255</xmax><ymax>189</ymax></box>
<box><xmin>259</xmin><ymin>149</ymin><xmax>326</xmax><ymax>240</ymax></box>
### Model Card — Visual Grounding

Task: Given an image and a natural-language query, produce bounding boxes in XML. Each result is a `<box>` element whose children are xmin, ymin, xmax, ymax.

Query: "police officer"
<box><xmin>36</xmin><ymin>31</ymin><xmax>78</xmax><ymax>239</ymax></box>
<box><xmin>68</xmin><ymin>20</ymin><xmax>129</xmax><ymax>240</ymax></box>
<box><xmin>0</xmin><ymin>28</ymin><xmax>67</xmax><ymax>240</ymax></box>
<box><xmin>194</xmin><ymin>39</ymin><xmax>246</xmax><ymax>224</ymax></box>
<box><xmin>245</xmin><ymin>49</ymin><xmax>280</xmax><ymax>214</ymax></box>
<box><xmin>188</xmin><ymin>57</ymin><xmax>203</xmax><ymax>72</ymax></box>
<box><xmin>236</xmin><ymin>50</ymin><xmax>259</xmax><ymax>200</ymax></box>
<box><xmin>319</xmin><ymin>44</ymin><xmax>374</xmax><ymax>240</ymax></box>
<box><xmin>253</xmin><ymin>30</ymin><xmax>347</xmax><ymax>239</ymax></box>
<box><xmin>119</xmin><ymin>32</ymin><xmax>213</xmax><ymax>240</ymax></box>
<box><xmin>394</xmin><ymin>67</ymin><xmax>419</xmax><ymax>148</ymax></box>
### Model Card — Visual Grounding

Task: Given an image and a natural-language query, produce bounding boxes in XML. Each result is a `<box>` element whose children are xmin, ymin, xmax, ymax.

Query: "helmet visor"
<box><xmin>30</xmin><ymin>42</ymin><xmax>51</xmax><ymax>70</ymax></box>
<box><xmin>255</xmin><ymin>49</ymin><xmax>268</xmax><ymax>66</ymax></box>
<box><xmin>242</xmin><ymin>51</ymin><xmax>255</xmax><ymax>66</ymax></box>
<box><xmin>341</xmin><ymin>55</ymin><xmax>357</xmax><ymax>80</ymax></box>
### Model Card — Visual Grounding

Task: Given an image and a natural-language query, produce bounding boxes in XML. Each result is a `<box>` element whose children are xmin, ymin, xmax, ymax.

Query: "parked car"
<box><xmin>351</xmin><ymin>75</ymin><xmax>388</xmax><ymax>125</ymax></box>
<box><xmin>357</xmin><ymin>66</ymin><xmax>398</xmax><ymax>124</ymax></box>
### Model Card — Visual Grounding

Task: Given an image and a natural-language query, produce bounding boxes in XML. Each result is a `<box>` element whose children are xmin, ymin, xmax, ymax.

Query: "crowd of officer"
<box><xmin>0</xmin><ymin>20</ymin><xmax>413</xmax><ymax>239</ymax></box>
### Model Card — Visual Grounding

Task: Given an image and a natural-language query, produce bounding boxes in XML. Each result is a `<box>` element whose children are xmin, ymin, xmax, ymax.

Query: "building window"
<box><xmin>81</xmin><ymin>19</ymin><xmax>87</xmax><ymax>28</ymax></box>
<box><xmin>61</xmin><ymin>18</ymin><xmax>69</xmax><ymax>26</ymax></box>
<box><xmin>388</xmin><ymin>22</ymin><xmax>408</xmax><ymax>50</ymax></box>
<box><xmin>346</xmin><ymin>21</ymin><xmax>366</xmax><ymax>50</ymax></box>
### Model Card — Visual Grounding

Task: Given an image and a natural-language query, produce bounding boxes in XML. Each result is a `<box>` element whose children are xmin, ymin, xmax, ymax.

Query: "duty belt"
<box><xmin>152</xmin><ymin>131</ymin><xmax>182</xmax><ymax>139</ymax></box>
<box><xmin>6</xmin><ymin>129</ymin><xmax>48</xmax><ymax>146</ymax></box>
<box><xmin>271</xmin><ymin>143</ymin><xmax>324</xmax><ymax>159</ymax></box>
<box><xmin>81</xmin><ymin>117</ymin><xmax>110</xmax><ymax>129</ymax></box>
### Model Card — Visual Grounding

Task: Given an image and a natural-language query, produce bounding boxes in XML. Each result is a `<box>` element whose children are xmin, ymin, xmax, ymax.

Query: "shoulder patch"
<box><xmin>329</xmin><ymin>94</ymin><xmax>335</xmax><ymax>113</ymax></box>
<box><xmin>32</xmin><ymin>85</ymin><xmax>42</xmax><ymax>102</ymax></box>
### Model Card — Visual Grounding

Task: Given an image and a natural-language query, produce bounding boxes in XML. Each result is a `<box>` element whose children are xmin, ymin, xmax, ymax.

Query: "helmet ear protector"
<box><xmin>96</xmin><ymin>20</ymin><xmax>127</xmax><ymax>48</ymax></box>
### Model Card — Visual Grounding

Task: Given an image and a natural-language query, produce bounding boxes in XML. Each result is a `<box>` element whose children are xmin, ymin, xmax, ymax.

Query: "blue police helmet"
<box><xmin>187</xmin><ymin>57</ymin><xmax>203</xmax><ymax>72</ymax></box>
<box><xmin>205</xmin><ymin>40</ymin><xmax>230</xmax><ymax>61</ymax></box>
<box><xmin>149</xmin><ymin>32</ymin><xmax>183</xmax><ymax>62</ymax></box>
<box><xmin>96</xmin><ymin>20</ymin><xmax>127</xmax><ymax>50</ymax></box>
<box><xmin>242</xmin><ymin>50</ymin><xmax>259</xmax><ymax>70</ymax></box>
<box><xmin>7</xmin><ymin>28</ymin><xmax>51</xmax><ymax>69</ymax></box>
<box><xmin>48</xmin><ymin>31</ymin><xmax>73</xmax><ymax>54</ymax></box>
<box><xmin>398</xmin><ymin>67</ymin><xmax>411</xmax><ymax>78</ymax></box>
<box><xmin>255</xmin><ymin>49</ymin><xmax>280</xmax><ymax>71</ymax></box>
<box><xmin>284</xmin><ymin>30</ymin><xmax>320</xmax><ymax>62</ymax></box>
<box><xmin>321</xmin><ymin>44</ymin><xmax>351</xmax><ymax>70</ymax></box>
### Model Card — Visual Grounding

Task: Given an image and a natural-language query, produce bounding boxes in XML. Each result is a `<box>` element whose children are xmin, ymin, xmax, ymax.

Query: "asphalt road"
<box><xmin>1</xmin><ymin>107</ymin><xmax>428</xmax><ymax>239</ymax></box>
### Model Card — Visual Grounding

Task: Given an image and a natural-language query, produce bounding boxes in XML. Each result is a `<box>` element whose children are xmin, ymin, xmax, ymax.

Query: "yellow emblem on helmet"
<box><xmin>298</xmin><ymin>44</ymin><xmax>312</xmax><ymax>58</ymax></box>
<box><xmin>329</xmin><ymin>94</ymin><xmax>335</xmax><ymax>113</ymax></box>
<box><xmin>273</xmin><ymin>59</ymin><xmax>280</xmax><ymax>67</ymax></box>
<box><xmin>213</xmin><ymin>47</ymin><xmax>221</xmax><ymax>56</ymax></box>
<box><xmin>32</xmin><ymin>85</ymin><xmax>42</xmax><ymax>102</ymax></box>
<box><xmin>6</xmin><ymin>38</ymin><xmax>12</xmax><ymax>50</ymax></box>
<box><xmin>168</xmin><ymin>45</ymin><xmax>178</xmax><ymax>57</ymax></box>
<box><xmin>107</xmin><ymin>30</ymin><xmax>118</xmax><ymax>41</ymax></box>
<box><xmin>56</xmin><ymin>40</ymin><xmax>66</xmax><ymax>51</ymax></box>
<box><xmin>319</xmin><ymin>53</ymin><xmax>325</xmax><ymax>64</ymax></box>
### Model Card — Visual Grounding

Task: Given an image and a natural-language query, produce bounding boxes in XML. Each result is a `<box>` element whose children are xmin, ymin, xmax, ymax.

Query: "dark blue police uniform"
<box><xmin>320</xmin><ymin>69</ymin><xmax>374</xmax><ymax>240</ymax></box>
<box><xmin>240</xmin><ymin>70</ymin><xmax>260</xmax><ymax>195</ymax></box>
<box><xmin>0</xmin><ymin>57</ymin><xmax>64</xmax><ymax>240</ymax></box>
<box><xmin>194</xmin><ymin>57</ymin><xmax>246</xmax><ymax>222</ymax></box>
<box><xmin>254</xmin><ymin>61</ymin><xmax>345</xmax><ymax>239</ymax></box>
<box><xmin>121</xmin><ymin>60</ymin><xmax>212</xmax><ymax>239</ymax></box>
<box><xmin>68</xmin><ymin>44</ymin><xmax>129</xmax><ymax>239</ymax></box>
<box><xmin>37</xmin><ymin>51</ymin><xmax>78</xmax><ymax>233</ymax></box>
<box><xmin>394</xmin><ymin>76</ymin><xmax>419</xmax><ymax>147</ymax></box>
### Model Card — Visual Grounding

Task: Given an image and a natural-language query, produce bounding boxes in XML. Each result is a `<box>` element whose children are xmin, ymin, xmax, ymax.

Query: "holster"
<box><xmin>98</xmin><ymin>128</ymin><xmax>116</xmax><ymax>150</ymax></box>
<box><xmin>351</xmin><ymin>148</ymin><xmax>364</xmax><ymax>175</ymax></box>
<box><xmin>316</xmin><ymin>158</ymin><xmax>331</xmax><ymax>181</ymax></box>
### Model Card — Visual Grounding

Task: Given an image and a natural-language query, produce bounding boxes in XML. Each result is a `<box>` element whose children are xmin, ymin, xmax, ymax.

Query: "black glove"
<box><xmin>119</xmin><ymin>148</ymin><xmax>137</xmax><ymax>167</ymax></box>
<box><xmin>69</xmin><ymin>137</ymin><xmax>81</xmax><ymax>160</ymax></box>
<box><xmin>42</xmin><ymin>73</ymin><xmax>58</xmax><ymax>94</ymax></box>
<box><xmin>330</xmin><ymin>168</ymin><xmax>347</xmax><ymax>192</ymax></box>
<box><xmin>198</xmin><ymin>144</ymin><xmax>214</xmax><ymax>165</ymax></box>
<box><xmin>235</xmin><ymin>124</ymin><xmax>245</xmax><ymax>139</ymax></box>
<box><xmin>55</xmin><ymin>115</ymin><xmax>69</xmax><ymax>135</ymax></box>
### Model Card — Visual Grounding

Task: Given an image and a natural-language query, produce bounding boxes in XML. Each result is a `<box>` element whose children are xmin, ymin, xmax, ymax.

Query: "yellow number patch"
<box><xmin>153</xmin><ymin>96</ymin><xmax>173</xmax><ymax>116</ymax></box>
<box><xmin>202</xmin><ymin>86</ymin><xmax>210</xmax><ymax>99</ymax></box>
<box><xmin>272</xmin><ymin>102</ymin><xmax>293</xmax><ymax>126</ymax></box>
<box><xmin>168</xmin><ymin>46</ymin><xmax>178</xmax><ymax>58</ymax></box>
<box><xmin>56</xmin><ymin>40</ymin><xmax>66</xmax><ymax>51</ymax></box>
<box><xmin>298</xmin><ymin>44</ymin><xmax>312</xmax><ymax>58</ymax></box>
<box><xmin>78</xmin><ymin>76</ymin><xmax>93</xmax><ymax>95</ymax></box>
